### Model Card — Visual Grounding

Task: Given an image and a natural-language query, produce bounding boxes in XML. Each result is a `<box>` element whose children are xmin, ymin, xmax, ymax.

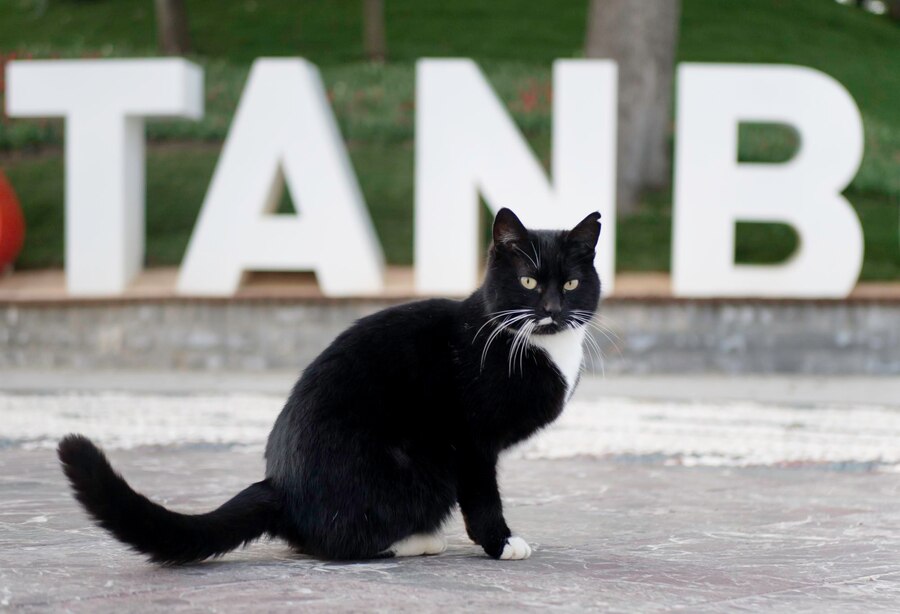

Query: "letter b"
<box><xmin>672</xmin><ymin>65</ymin><xmax>864</xmax><ymax>298</ymax></box>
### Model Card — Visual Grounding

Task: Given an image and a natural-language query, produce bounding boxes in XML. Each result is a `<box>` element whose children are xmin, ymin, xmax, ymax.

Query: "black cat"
<box><xmin>58</xmin><ymin>207</ymin><xmax>602</xmax><ymax>562</ymax></box>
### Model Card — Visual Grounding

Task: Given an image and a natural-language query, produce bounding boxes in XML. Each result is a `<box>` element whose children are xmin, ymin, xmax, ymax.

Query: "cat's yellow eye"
<box><xmin>563</xmin><ymin>279</ymin><xmax>579</xmax><ymax>291</ymax></box>
<box><xmin>520</xmin><ymin>276</ymin><xmax>538</xmax><ymax>290</ymax></box>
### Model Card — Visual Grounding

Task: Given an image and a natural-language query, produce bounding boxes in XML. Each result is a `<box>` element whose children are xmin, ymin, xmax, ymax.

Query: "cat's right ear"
<box><xmin>568</xmin><ymin>211</ymin><xmax>601</xmax><ymax>250</ymax></box>
<box><xmin>492</xmin><ymin>208</ymin><xmax>529</xmax><ymax>248</ymax></box>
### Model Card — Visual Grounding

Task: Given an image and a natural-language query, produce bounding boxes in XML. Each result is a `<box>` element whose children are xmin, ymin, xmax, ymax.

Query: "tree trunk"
<box><xmin>154</xmin><ymin>0</ymin><xmax>191</xmax><ymax>56</ymax></box>
<box><xmin>585</xmin><ymin>0</ymin><xmax>681</xmax><ymax>215</ymax></box>
<box><xmin>363</xmin><ymin>0</ymin><xmax>387</xmax><ymax>62</ymax></box>
<box><xmin>889</xmin><ymin>0</ymin><xmax>900</xmax><ymax>22</ymax></box>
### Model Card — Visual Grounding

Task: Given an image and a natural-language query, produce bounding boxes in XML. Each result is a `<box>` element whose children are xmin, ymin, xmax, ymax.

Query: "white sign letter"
<box><xmin>6</xmin><ymin>59</ymin><xmax>203</xmax><ymax>295</ymax></box>
<box><xmin>672</xmin><ymin>64</ymin><xmax>864</xmax><ymax>298</ymax></box>
<box><xmin>178</xmin><ymin>59</ymin><xmax>384</xmax><ymax>297</ymax></box>
<box><xmin>415</xmin><ymin>60</ymin><xmax>617</xmax><ymax>295</ymax></box>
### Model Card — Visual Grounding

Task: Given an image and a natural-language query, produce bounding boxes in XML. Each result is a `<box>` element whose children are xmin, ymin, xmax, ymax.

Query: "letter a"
<box><xmin>178</xmin><ymin>59</ymin><xmax>384</xmax><ymax>296</ymax></box>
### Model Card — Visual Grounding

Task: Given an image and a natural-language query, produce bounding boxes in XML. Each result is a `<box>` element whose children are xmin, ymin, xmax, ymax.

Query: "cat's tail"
<box><xmin>57</xmin><ymin>434</ymin><xmax>282</xmax><ymax>565</ymax></box>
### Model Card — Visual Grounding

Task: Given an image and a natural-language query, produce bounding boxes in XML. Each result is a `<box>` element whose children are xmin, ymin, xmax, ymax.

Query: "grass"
<box><xmin>0</xmin><ymin>0</ymin><xmax>897</xmax><ymax>279</ymax></box>
<box><xmin>0</xmin><ymin>0</ymin><xmax>589</xmax><ymax>64</ymax></box>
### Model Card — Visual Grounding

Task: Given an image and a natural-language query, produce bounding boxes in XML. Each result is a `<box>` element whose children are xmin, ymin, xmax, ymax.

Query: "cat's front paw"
<box><xmin>499</xmin><ymin>536</ymin><xmax>532</xmax><ymax>560</ymax></box>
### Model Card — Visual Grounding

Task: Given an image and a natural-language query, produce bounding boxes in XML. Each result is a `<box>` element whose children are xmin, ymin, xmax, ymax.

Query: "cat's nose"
<box><xmin>541</xmin><ymin>297</ymin><xmax>561</xmax><ymax>318</ymax></box>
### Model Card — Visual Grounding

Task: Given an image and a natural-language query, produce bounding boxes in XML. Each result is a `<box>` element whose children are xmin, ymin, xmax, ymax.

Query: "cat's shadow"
<box><xmin>156</xmin><ymin>544</ymin><xmax>500</xmax><ymax>573</ymax></box>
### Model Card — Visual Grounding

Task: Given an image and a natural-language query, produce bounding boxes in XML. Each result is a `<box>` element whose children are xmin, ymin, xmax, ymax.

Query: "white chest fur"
<box><xmin>528</xmin><ymin>326</ymin><xmax>586</xmax><ymax>396</ymax></box>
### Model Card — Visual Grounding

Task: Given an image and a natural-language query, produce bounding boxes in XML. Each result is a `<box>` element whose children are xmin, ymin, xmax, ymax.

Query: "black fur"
<box><xmin>58</xmin><ymin>208</ymin><xmax>602</xmax><ymax>563</ymax></box>
<box><xmin>57</xmin><ymin>435</ymin><xmax>280</xmax><ymax>565</ymax></box>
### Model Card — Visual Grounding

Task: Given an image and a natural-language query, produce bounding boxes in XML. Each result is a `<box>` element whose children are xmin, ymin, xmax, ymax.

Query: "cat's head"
<box><xmin>482</xmin><ymin>208</ymin><xmax>601</xmax><ymax>335</ymax></box>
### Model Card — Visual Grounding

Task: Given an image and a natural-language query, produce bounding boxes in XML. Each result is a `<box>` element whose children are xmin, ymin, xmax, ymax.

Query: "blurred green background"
<box><xmin>0</xmin><ymin>0</ymin><xmax>897</xmax><ymax>278</ymax></box>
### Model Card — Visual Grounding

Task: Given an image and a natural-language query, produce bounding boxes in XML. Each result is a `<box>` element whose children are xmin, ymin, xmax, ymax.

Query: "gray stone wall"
<box><xmin>2</xmin><ymin>299</ymin><xmax>898</xmax><ymax>374</ymax></box>
<box><xmin>599</xmin><ymin>300</ymin><xmax>899</xmax><ymax>375</ymax></box>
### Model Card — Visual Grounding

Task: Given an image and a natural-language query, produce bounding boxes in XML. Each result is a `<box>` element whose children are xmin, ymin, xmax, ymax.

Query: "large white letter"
<box><xmin>178</xmin><ymin>59</ymin><xmax>384</xmax><ymax>297</ymax></box>
<box><xmin>6</xmin><ymin>59</ymin><xmax>203</xmax><ymax>295</ymax></box>
<box><xmin>415</xmin><ymin>60</ymin><xmax>617</xmax><ymax>295</ymax></box>
<box><xmin>672</xmin><ymin>64</ymin><xmax>864</xmax><ymax>298</ymax></box>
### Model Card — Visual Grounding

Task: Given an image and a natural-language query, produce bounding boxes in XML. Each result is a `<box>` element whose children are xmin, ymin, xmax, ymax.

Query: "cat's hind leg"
<box><xmin>384</xmin><ymin>532</ymin><xmax>447</xmax><ymax>557</ymax></box>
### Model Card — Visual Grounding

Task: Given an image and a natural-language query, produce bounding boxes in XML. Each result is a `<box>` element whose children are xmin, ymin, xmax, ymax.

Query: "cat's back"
<box><xmin>288</xmin><ymin>298</ymin><xmax>461</xmax><ymax>412</ymax></box>
<box><xmin>322</xmin><ymin>297</ymin><xmax>459</xmax><ymax>362</ymax></box>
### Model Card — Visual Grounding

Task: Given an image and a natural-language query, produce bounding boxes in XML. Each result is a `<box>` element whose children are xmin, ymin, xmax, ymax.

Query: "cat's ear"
<box><xmin>492</xmin><ymin>208</ymin><xmax>529</xmax><ymax>247</ymax></box>
<box><xmin>568</xmin><ymin>211</ymin><xmax>601</xmax><ymax>250</ymax></box>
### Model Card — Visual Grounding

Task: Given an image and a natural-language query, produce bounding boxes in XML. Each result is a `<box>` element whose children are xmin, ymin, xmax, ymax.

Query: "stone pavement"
<box><xmin>2</xmin><ymin>374</ymin><xmax>900</xmax><ymax>612</ymax></box>
<box><xmin>2</xmin><ymin>444</ymin><xmax>900</xmax><ymax>612</ymax></box>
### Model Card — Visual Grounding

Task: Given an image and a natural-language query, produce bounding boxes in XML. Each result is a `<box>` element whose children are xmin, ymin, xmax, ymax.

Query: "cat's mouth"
<box><xmin>532</xmin><ymin>316</ymin><xmax>561</xmax><ymax>335</ymax></box>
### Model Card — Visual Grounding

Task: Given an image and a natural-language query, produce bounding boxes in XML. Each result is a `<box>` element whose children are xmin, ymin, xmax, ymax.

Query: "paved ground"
<box><xmin>2</xmin><ymin>374</ymin><xmax>900</xmax><ymax>612</ymax></box>
<box><xmin>3</xmin><ymin>371</ymin><xmax>900</xmax><ymax>407</ymax></box>
<box><xmin>3</xmin><ymin>448</ymin><xmax>900</xmax><ymax>613</ymax></box>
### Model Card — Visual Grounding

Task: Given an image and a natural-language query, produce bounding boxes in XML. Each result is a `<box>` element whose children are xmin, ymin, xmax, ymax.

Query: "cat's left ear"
<box><xmin>492</xmin><ymin>208</ymin><xmax>529</xmax><ymax>247</ymax></box>
<box><xmin>568</xmin><ymin>211</ymin><xmax>601</xmax><ymax>249</ymax></box>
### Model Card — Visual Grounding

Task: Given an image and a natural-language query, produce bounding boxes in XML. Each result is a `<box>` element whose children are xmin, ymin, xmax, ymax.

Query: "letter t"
<box><xmin>6</xmin><ymin>59</ymin><xmax>203</xmax><ymax>295</ymax></box>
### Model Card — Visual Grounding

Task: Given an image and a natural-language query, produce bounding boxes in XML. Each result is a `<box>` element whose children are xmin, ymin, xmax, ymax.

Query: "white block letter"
<box><xmin>178</xmin><ymin>59</ymin><xmax>384</xmax><ymax>297</ymax></box>
<box><xmin>415</xmin><ymin>60</ymin><xmax>617</xmax><ymax>295</ymax></box>
<box><xmin>6</xmin><ymin>59</ymin><xmax>203</xmax><ymax>295</ymax></box>
<box><xmin>672</xmin><ymin>64</ymin><xmax>864</xmax><ymax>298</ymax></box>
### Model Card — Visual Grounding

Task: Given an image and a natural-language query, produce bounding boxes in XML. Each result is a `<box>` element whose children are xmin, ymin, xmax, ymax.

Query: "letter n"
<box><xmin>415</xmin><ymin>60</ymin><xmax>617</xmax><ymax>295</ymax></box>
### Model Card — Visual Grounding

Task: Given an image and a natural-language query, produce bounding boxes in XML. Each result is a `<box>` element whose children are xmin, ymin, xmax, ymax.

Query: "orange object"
<box><xmin>0</xmin><ymin>169</ymin><xmax>26</xmax><ymax>269</ymax></box>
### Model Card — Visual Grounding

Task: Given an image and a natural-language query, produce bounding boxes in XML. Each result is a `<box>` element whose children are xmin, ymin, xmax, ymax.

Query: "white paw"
<box><xmin>423</xmin><ymin>533</ymin><xmax>447</xmax><ymax>555</ymax></box>
<box><xmin>386</xmin><ymin>532</ymin><xmax>446</xmax><ymax>557</ymax></box>
<box><xmin>499</xmin><ymin>536</ymin><xmax>532</xmax><ymax>560</ymax></box>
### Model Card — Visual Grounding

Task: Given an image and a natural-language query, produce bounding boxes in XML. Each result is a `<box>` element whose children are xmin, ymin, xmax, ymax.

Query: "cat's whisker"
<box><xmin>568</xmin><ymin>310</ymin><xmax>623</xmax><ymax>357</ymax></box>
<box><xmin>583</xmin><ymin>331</ymin><xmax>606</xmax><ymax>378</ymax></box>
<box><xmin>481</xmin><ymin>316</ymin><xmax>514</xmax><ymax>363</ymax></box>
<box><xmin>584</xmin><ymin>340</ymin><xmax>597</xmax><ymax>375</ymax></box>
<box><xmin>475</xmin><ymin>310</ymin><xmax>531</xmax><ymax>345</ymax></box>
<box><xmin>507</xmin><ymin>318</ymin><xmax>532</xmax><ymax>377</ymax></box>
<box><xmin>517</xmin><ymin>320</ymin><xmax>537</xmax><ymax>376</ymax></box>
<box><xmin>505</xmin><ymin>325</ymin><xmax>520</xmax><ymax>377</ymax></box>
<box><xmin>567</xmin><ymin>316</ymin><xmax>590</xmax><ymax>358</ymax></box>
<box><xmin>507</xmin><ymin>326</ymin><xmax>519</xmax><ymax>376</ymax></box>
<box><xmin>582</xmin><ymin>337</ymin><xmax>597</xmax><ymax>375</ymax></box>
<box><xmin>513</xmin><ymin>245</ymin><xmax>538</xmax><ymax>269</ymax></box>
<box><xmin>578</xmin><ymin>326</ymin><xmax>605</xmax><ymax>378</ymax></box>
<box><xmin>511</xmin><ymin>318</ymin><xmax>536</xmax><ymax>378</ymax></box>
<box><xmin>586</xmin><ymin>323</ymin><xmax>623</xmax><ymax>357</ymax></box>
<box><xmin>481</xmin><ymin>313</ymin><xmax>533</xmax><ymax>370</ymax></box>
<box><xmin>506</xmin><ymin>333</ymin><xmax>517</xmax><ymax>377</ymax></box>
<box><xmin>566</xmin><ymin>317</ymin><xmax>597</xmax><ymax>375</ymax></box>
<box><xmin>575</xmin><ymin>311</ymin><xmax>623</xmax><ymax>342</ymax></box>
<box><xmin>521</xmin><ymin>321</ymin><xmax>536</xmax><ymax>375</ymax></box>
<box><xmin>584</xmin><ymin>326</ymin><xmax>620</xmax><ymax>361</ymax></box>
<box><xmin>482</xmin><ymin>317</ymin><xmax>519</xmax><ymax>369</ymax></box>
<box><xmin>590</xmin><ymin>318</ymin><xmax>623</xmax><ymax>343</ymax></box>
<box><xmin>567</xmin><ymin>314</ymin><xmax>609</xmax><ymax>375</ymax></box>
<box><xmin>473</xmin><ymin>309</ymin><xmax>531</xmax><ymax>342</ymax></box>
